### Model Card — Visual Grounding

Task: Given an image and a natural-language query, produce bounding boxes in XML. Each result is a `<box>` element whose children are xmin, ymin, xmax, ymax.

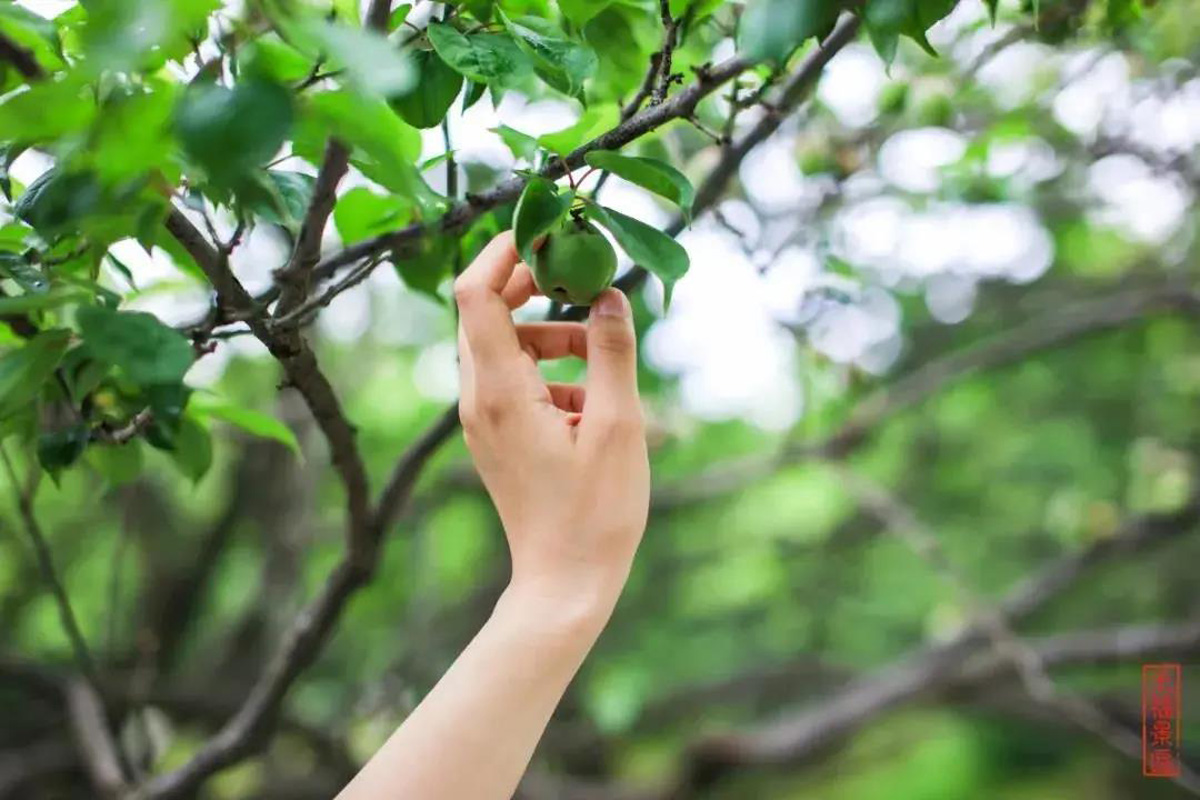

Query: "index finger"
<box><xmin>453</xmin><ymin>232</ymin><xmax>525</xmax><ymax>367</ymax></box>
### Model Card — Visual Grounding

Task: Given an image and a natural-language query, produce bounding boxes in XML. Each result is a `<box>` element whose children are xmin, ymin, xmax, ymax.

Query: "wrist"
<box><xmin>495</xmin><ymin>567</ymin><xmax>627</xmax><ymax>644</ymax></box>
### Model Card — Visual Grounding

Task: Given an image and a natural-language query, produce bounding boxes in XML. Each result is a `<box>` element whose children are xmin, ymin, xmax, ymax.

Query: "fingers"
<box><xmin>501</xmin><ymin>263</ymin><xmax>540</xmax><ymax>310</ymax></box>
<box><xmin>582</xmin><ymin>289</ymin><xmax>642</xmax><ymax>440</ymax></box>
<box><xmin>454</xmin><ymin>232</ymin><xmax>524</xmax><ymax>368</ymax></box>
<box><xmin>547</xmin><ymin>382</ymin><xmax>585</xmax><ymax>414</ymax></box>
<box><xmin>516</xmin><ymin>323</ymin><xmax>587</xmax><ymax>362</ymax></box>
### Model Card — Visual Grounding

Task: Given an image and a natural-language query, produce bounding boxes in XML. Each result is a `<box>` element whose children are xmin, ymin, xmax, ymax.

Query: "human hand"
<box><xmin>454</xmin><ymin>232</ymin><xmax>650</xmax><ymax>623</ymax></box>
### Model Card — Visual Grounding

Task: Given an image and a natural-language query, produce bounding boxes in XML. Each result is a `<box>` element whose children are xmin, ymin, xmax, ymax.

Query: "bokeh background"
<box><xmin>2</xmin><ymin>0</ymin><xmax>1199</xmax><ymax>798</ymax></box>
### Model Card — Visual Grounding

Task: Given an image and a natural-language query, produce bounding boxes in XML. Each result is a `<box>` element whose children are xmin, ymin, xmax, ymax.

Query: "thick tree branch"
<box><xmin>370</xmin><ymin>403</ymin><xmax>462</xmax><ymax>540</ymax></box>
<box><xmin>148</xmin><ymin>209</ymin><xmax>376</xmax><ymax>798</ymax></box>
<box><xmin>838</xmin><ymin>468</ymin><xmax>1200</xmax><ymax>794</ymax></box>
<box><xmin>147</xmin><ymin>13</ymin><xmax>854</xmax><ymax>797</ymax></box>
<box><xmin>273</xmin><ymin>0</ymin><xmax>391</xmax><ymax>317</ymax></box>
<box><xmin>606</xmin><ymin>494</ymin><xmax>1200</xmax><ymax>798</ymax></box>
<box><xmin>274</xmin><ymin>139</ymin><xmax>351</xmax><ymax>317</ymax></box>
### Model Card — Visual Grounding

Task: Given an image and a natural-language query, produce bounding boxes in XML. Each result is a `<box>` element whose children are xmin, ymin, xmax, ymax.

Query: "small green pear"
<box><xmin>533</xmin><ymin>217</ymin><xmax>618</xmax><ymax>306</ymax></box>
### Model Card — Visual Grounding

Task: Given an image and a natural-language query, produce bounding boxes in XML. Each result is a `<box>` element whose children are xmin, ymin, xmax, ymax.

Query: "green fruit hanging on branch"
<box><xmin>513</xmin><ymin>149</ymin><xmax>697</xmax><ymax>310</ymax></box>
<box><xmin>533</xmin><ymin>216</ymin><xmax>618</xmax><ymax>306</ymax></box>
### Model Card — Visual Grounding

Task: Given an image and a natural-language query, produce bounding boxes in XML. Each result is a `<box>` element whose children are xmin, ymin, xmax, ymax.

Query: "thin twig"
<box><xmin>1</xmin><ymin>448</ymin><xmax>102</xmax><ymax>695</ymax></box>
<box><xmin>0</xmin><ymin>449</ymin><xmax>131</xmax><ymax>793</ymax></box>
<box><xmin>836</xmin><ymin>467</ymin><xmax>1200</xmax><ymax>796</ymax></box>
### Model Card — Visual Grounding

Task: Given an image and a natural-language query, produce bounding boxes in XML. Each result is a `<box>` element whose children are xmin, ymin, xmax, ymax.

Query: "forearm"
<box><xmin>337</xmin><ymin>574</ymin><xmax>621</xmax><ymax>800</ymax></box>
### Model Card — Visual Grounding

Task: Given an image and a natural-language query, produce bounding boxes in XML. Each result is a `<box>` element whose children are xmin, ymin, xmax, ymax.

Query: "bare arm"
<box><xmin>338</xmin><ymin>232</ymin><xmax>649</xmax><ymax>800</ymax></box>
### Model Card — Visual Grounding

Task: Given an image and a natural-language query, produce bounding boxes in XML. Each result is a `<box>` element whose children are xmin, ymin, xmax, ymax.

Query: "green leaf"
<box><xmin>240</xmin><ymin>34</ymin><xmax>315</xmax><ymax>84</ymax></box>
<box><xmin>865</xmin><ymin>0</ymin><xmax>939</xmax><ymax>62</ymax></box>
<box><xmin>394</xmin><ymin>235</ymin><xmax>453</xmax><ymax>302</ymax></box>
<box><xmin>76</xmin><ymin>307</ymin><xmax>194</xmax><ymax>388</ymax></box>
<box><xmin>559</xmin><ymin>0</ymin><xmax>615</xmax><ymax>29</ymax></box>
<box><xmin>462</xmin><ymin>79</ymin><xmax>488</xmax><ymax>111</ymax></box>
<box><xmin>297</xmin><ymin>18</ymin><xmax>416</xmax><ymax>98</ymax></box>
<box><xmin>513</xmin><ymin>179</ymin><xmax>572</xmax><ymax>264</ymax></box>
<box><xmin>389</xmin><ymin>4</ymin><xmax>413</xmax><ymax>31</ymax></box>
<box><xmin>0</xmin><ymin>4</ymin><xmax>65</xmax><ymax>77</ymax></box>
<box><xmin>145</xmin><ymin>383</ymin><xmax>190</xmax><ymax>440</ymax></box>
<box><xmin>584</xmin><ymin>152</ymin><xmax>695</xmax><ymax>217</ymax></box>
<box><xmin>538</xmin><ymin>105</ymin><xmax>619</xmax><ymax>155</ymax></box>
<box><xmin>426</xmin><ymin>23</ymin><xmax>534</xmax><ymax>87</ymax></box>
<box><xmin>499</xmin><ymin>12</ymin><xmax>597</xmax><ymax>98</ymax></box>
<box><xmin>492</xmin><ymin>125</ymin><xmax>540</xmax><ymax>161</ymax></box>
<box><xmin>38</xmin><ymin>424</ymin><xmax>89</xmax><ymax>479</ymax></box>
<box><xmin>739</xmin><ymin>0</ymin><xmax>840</xmax><ymax>63</ymax></box>
<box><xmin>334</xmin><ymin>187</ymin><xmax>413</xmax><ymax>245</ymax></box>
<box><xmin>390</xmin><ymin>49</ymin><xmax>464</xmax><ymax>129</ymax></box>
<box><xmin>334</xmin><ymin>0</ymin><xmax>360</xmax><ymax>23</ymax></box>
<box><xmin>917</xmin><ymin>0</ymin><xmax>959</xmax><ymax>29</ymax></box>
<box><xmin>82</xmin><ymin>0</ymin><xmax>219</xmax><ymax>72</ymax></box>
<box><xmin>304</xmin><ymin>91</ymin><xmax>440</xmax><ymax>214</ymax></box>
<box><xmin>13</xmin><ymin>168</ymin><xmax>104</xmax><ymax>239</ymax></box>
<box><xmin>85</xmin><ymin>441</ymin><xmax>145</xmax><ymax>485</ymax></box>
<box><xmin>585</xmin><ymin>204</ymin><xmax>689</xmax><ymax>309</ymax></box>
<box><xmin>91</xmin><ymin>83</ymin><xmax>176</xmax><ymax>186</ymax></box>
<box><xmin>190</xmin><ymin>395</ymin><xmax>302</xmax><ymax>457</ymax></box>
<box><xmin>0</xmin><ymin>329</ymin><xmax>71</xmax><ymax>418</ymax></box>
<box><xmin>0</xmin><ymin>289</ymin><xmax>90</xmax><ymax>316</ymax></box>
<box><xmin>167</xmin><ymin>414</ymin><xmax>213</xmax><ymax>483</ymax></box>
<box><xmin>175</xmin><ymin>79</ymin><xmax>294</xmax><ymax>185</ymax></box>
<box><xmin>0</xmin><ymin>77</ymin><xmax>94</xmax><ymax>143</ymax></box>
<box><xmin>0</xmin><ymin>252</ymin><xmax>49</xmax><ymax>294</ymax></box>
<box><xmin>239</xmin><ymin>171</ymin><xmax>316</xmax><ymax>231</ymax></box>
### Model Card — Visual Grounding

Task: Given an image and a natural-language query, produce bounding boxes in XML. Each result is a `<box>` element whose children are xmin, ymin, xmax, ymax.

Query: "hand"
<box><xmin>454</xmin><ymin>232</ymin><xmax>650</xmax><ymax>622</ymax></box>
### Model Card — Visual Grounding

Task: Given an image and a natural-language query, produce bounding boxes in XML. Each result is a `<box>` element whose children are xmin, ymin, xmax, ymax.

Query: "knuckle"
<box><xmin>453</xmin><ymin>276</ymin><xmax>481</xmax><ymax>306</ymax></box>
<box><xmin>458</xmin><ymin>403</ymin><xmax>482</xmax><ymax>434</ymax></box>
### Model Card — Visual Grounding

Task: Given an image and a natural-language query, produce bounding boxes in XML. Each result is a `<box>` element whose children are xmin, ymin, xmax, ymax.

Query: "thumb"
<box><xmin>584</xmin><ymin>289</ymin><xmax>641</xmax><ymax>433</ymax></box>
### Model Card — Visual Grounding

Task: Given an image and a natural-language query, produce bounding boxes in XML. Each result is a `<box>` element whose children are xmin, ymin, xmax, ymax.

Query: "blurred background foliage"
<box><xmin>0</xmin><ymin>0</ymin><xmax>1199</xmax><ymax>798</ymax></box>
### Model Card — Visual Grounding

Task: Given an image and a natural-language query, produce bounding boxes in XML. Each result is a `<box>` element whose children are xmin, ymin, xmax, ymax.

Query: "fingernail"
<box><xmin>592</xmin><ymin>290</ymin><xmax>628</xmax><ymax>318</ymax></box>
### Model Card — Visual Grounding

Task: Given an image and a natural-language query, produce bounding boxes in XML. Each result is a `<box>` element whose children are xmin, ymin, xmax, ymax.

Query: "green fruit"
<box><xmin>533</xmin><ymin>218</ymin><xmax>618</xmax><ymax>306</ymax></box>
<box><xmin>915</xmin><ymin>91</ymin><xmax>954</xmax><ymax>128</ymax></box>
<box><xmin>877</xmin><ymin>81</ymin><xmax>909</xmax><ymax>116</ymax></box>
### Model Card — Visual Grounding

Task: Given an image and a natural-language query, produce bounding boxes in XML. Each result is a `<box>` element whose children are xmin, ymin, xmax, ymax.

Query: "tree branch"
<box><xmin>0</xmin><ymin>450</ymin><xmax>104</xmax><ymax>707</ymax></box>
<box><xmin>651</xmin><ymin>278</ymin><xmax>1200</xmax><ymax>511</ymax></box>
<box><xmin>147</xmin><ymin>209</ymin><xmax>376</xmax><ymax>798</ymax></box>
<box><xmin>306</xmin><ymin>54</ymin><xmax>754</xmax><ymax>282</ymax></box>
<box><xmin>65</xmin><ymin>680</ymin><xmax>129</xmax><ymax>798</ymax></box>
<box><xmin>837</xmin><ymin>467</ymin><xmax>1200</xmax><ymax>795</ymax></box>
<box><xmin>632</xmin><ymin>493</ymin><xmax>1200</xmax><ymax>797</ymax></box>
<box><xmin>370</xmin><ymin>403</ymin><xmax>462</xmax><ymax>540</ymax></box>
<box><xmin>600</xmin><ymin>14</ymin><xmax>862</xmax><ymax>308</ymax></box>
<box><xmin>144</xmin><ymin>12</ymin><xmax>853</xmax><ymax>797</ymax></box>
<box><xmin>274</xmin><ymin>139</ymin><xmax>351</xmax><ymax>317</ymax></box>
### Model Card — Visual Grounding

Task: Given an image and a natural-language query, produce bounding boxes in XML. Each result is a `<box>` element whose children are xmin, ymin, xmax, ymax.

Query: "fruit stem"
<box><xmin>559</xmin><ymin>156</ymin><xmax>578</xmax><ymax>190</ymax></box>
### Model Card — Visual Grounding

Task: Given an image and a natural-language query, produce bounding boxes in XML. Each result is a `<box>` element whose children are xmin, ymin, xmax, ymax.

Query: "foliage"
<box><xmin>0</xmin><ymin>0</ymin><xmax>1195</xmax><ymax>798</ymax></box>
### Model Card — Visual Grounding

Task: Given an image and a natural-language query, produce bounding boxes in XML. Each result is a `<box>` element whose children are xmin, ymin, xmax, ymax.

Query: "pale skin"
<box><xmin>337</xmin><ymin>232</ymin><xmax>650</xmax><ymax>800</ymax></box>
